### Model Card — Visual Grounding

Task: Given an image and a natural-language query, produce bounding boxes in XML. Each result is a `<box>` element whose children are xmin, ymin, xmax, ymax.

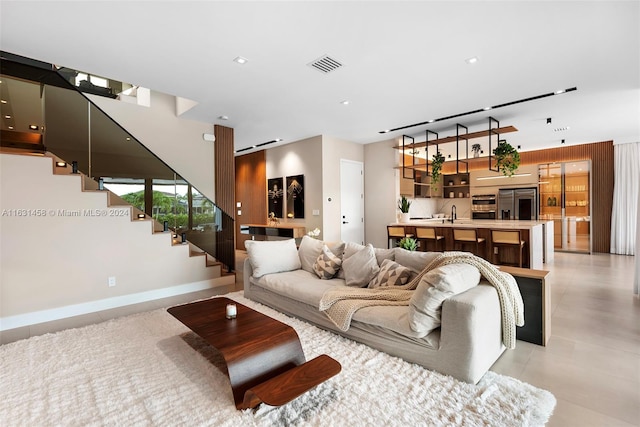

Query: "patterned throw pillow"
<box><xmin>368</xmin><ymin>259</ymin><xmax>411</xmax><ymax>288</ymax></box>
<box><xmin>313</xmin><ymin>245</ymin><xmax>343</xmax><ymax>279</ymax></box>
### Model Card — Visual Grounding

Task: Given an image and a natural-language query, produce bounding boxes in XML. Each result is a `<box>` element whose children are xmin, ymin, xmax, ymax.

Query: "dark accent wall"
<box><xmin>214</xmin><ymin>124</ymin><xmax>236</xmax><ymax>262</ymax></box>
<box><xmin>235</xmin><ymin>151</ymin><xmax>267</xmax><ymax>249</ymax></box>
<box><xmin>214</xmin><ymin>125</ymin><xmax>235</xmax><ymax>215</ymax></box>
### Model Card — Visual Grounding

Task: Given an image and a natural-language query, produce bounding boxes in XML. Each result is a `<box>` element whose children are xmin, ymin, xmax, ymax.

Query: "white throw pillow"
<box><xmin>408</xmin><ymin>263</ymin><xmax>481</xmax><ymax>335</ymax></box>
<box><xmin>342</xmin><ymin>244</ymin><xmax>380</xmax><ymax>287</ymax></box>
<box><xmin>244</xmin><ymin>239</ymin><xmax>301</xmax><ymax>278</ymax></box>
<box><xmin>313</xmin><ymin>245</ymin><xmax>343</xmax><ymax>279</ymax></box>
<box><xmin>368</xmin><ymin>259</ymin><xmax>411</xmax><ymax>288</ymax></box>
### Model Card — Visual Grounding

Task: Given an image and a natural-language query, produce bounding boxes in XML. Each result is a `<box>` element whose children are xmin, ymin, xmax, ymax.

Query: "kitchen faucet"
<box><xmin>450</xmin><ymin>205</ymin><xmax>457</xmax><ymax>223</ymax></box>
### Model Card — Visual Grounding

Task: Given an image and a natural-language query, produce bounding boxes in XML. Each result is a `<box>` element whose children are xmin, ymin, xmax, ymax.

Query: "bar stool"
<box><xmin>387</xmin><ymin>225</ymin><xmax>412</xmax><ymax>249</ymax></box>
<box><xmin>491</xmin><ymin>230</ymin><xmax>526</xmax><ymax>267</ymax></box>
<box><xmin>452</xmin><ymin>228</ymin><xmax>486</xmax><ymax>258</ymax></box>
<box><xmin>415</xmin><ymin>226</ymin><xmax>445</xmax><ymax>252</ymax></box>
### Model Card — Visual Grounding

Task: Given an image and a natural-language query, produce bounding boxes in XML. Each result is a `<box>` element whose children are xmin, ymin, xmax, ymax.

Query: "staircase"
<box><xmin>0</xmin><ymin>152</ymin><xmax>235</xmax><ymax>330</ymax></box>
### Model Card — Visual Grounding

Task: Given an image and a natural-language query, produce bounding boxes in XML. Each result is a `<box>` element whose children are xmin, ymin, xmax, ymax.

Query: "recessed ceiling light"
<box><xmin>4</xmin><ymin>115</ymin><xmax>11</xmax><ymax>119</ymax></box>
<box><xmin>233</xmin><ymin>56</ymin><xmax>248</xmax><ymax>64</ymax></box>
<box><xmin>465</xmin><ymin>56</ymin><xmax>479</xmax><ymax>64</ymax></box>
<box><xmin>428</xmin><ymin>119</ymin><xmax>435</xmax><ymax>123</ymax></box>
<box><xmin>483</xmin><ymin>107</ymin><xmax>492</xmax><ymax>111</ymax></box>
<box><xmin>561</xmin><ymin>139</ymin><xmax>566</xmax><ymax>144</ymax></box>
<box><xmin>0</xmin><ymin>100</ymin><xmax>6</xmax><ymax>104</ymax></box>
<box><xmin>252</xmin><ymin>145</ymin><xmax>257</xmax><ymax>148</ymax></box>
<box><xmin>381</xmin><ymin>129</ymin><xmax>390</xmax><ymax>133</ymax></box>
<box><xmin>8</xmin><ymin>126</ymin><xmax>14</xmax><ymax>130</ymax></box>
<box><xmin>29</xmin><ymin>125</ymin><xmax>39</xmax><ymax>130</ymax></box>
<box><xmin>218</xmin><ymin>115</ymin><xmax>229</xmax><ymax>120</ymax></box>
<box><xmin>340</xmin><ymin>100</ymin><xmax>350</xmax><ymax>105</ymax></box>
<box><xmin>126</xmin><ymin>137</ymin><xmax>131</xmax><ymax>141</ymax></box>
<box><xmin>554</xmin><ymin>126</ymin><xmax>570</xmax><ymax>132</ymax></box>
<box><xmin>275</xmin><ymin>138</ymin><xmax>283</xmax><ymax>142</ymax></box>
<box><xmin>555</xmin><ymin>89</ymin><xmax>566</xmax><ymax>94</ymax></box>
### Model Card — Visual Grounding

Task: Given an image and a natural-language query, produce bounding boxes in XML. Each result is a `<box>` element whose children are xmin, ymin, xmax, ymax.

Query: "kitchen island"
<box><xmin>390</xmin><ymin>218</ymin><xmax>554</xmax><ymax>269</ymax></box>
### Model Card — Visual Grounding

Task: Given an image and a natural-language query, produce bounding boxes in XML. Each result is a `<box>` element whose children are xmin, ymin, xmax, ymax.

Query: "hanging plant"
<box><xmin>430</xmin><ymin>151</ymin><xmax>445</xmax><ymax>191</ymax></box>
<box><xmin>493</xmin><ymin>141</ymin><xmax>521</xmax><ymax>177</ymax></box>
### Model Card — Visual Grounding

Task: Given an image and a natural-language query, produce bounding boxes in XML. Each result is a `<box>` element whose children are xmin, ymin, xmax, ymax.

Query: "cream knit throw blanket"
<box><xmin>319</xmin><ymin>251</ymin><xmax>525</xmax><ymax>349</ymax></box>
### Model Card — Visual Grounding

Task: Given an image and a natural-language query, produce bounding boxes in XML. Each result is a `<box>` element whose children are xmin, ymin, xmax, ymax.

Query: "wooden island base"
<box><xmin>167</xmin><ymin>297</ymin><xmax>341</xmax><ymax>410</ymax></box>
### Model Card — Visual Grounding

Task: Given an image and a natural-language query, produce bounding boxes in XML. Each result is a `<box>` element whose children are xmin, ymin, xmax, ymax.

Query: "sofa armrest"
<box><xmin>243</xmin><ymin>259</ymin><xmax>254</xmax><ymax>296</ymax></box>
<box><xmin>438</xmin><ymin>284</ymin><xmax>504</xmax><ymax>383</ymax></box>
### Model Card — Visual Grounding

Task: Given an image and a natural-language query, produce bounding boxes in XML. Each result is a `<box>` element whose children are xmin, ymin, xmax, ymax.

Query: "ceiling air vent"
<box><xmin>307</xmin><ymin>55</ymin><xmax>343</xmax><ymax>74</ymax></box>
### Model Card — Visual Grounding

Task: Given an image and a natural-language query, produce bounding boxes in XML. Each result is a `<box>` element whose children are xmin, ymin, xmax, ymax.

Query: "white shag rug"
<box><xmin>0</xmin><ymin>292</ymin><xmax>555</xmax><ymax>426</ymax></box>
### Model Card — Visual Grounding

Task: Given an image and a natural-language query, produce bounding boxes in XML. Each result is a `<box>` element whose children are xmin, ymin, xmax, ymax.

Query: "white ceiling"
<box><xmin>1</xmin><ymin>1</ymin><xmax>638</xmax><ymax>155</ymax></box>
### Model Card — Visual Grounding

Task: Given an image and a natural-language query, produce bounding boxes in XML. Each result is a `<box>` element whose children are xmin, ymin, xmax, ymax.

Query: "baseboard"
<box><xmin>0</xmin><ymin>276</ymin><xmax>235</xmax><ymax>331</ymax></box>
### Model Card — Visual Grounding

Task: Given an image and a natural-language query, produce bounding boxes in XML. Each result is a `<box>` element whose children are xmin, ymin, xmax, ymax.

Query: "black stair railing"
<box><xmin>0</xmin><ymin>51</ymin><xmax>235</xmax><ymax>272</ymax></box>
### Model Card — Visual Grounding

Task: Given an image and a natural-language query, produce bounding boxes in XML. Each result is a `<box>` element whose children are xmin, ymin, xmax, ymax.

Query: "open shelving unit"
<box><xmin>396</xmin><ymin>119</ymin><xmax>517</xmax><ymax>198</ymax></box>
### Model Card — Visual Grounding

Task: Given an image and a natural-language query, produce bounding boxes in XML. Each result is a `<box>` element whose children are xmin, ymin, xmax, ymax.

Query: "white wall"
<box><xmin>265</xmin><ymin>136</ymin><xmax>323</xmax><ymax>237</ymax></box>
<box><xmin>89</xmin><ymin>91</ymin><xmax>215</xmax><ymax>201</ymax></box>
<box><xmin>363</xmin><ymin>138</ymin><xmax>398</xmax><ymax>248</ymax></box>
<box><xmin>0</xmin><ymin>154</ymin><xmax>227</xmax><ymax>330</ymax></box>
<box><xmin>322</xmin><ymin>136</ymin><xmax>364</xmax><ymax>242</ymax></box>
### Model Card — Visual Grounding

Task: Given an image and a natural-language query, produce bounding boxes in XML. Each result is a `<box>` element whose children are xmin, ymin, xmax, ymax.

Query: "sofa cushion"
<box><xmin>368</xmin><ymin>259</ymin><xmax>411</xmax><ymax>288</ymax></box>
<box><xmin>245</xmin><ymin>238</ymin><xmax>301</xmax><ymax>278</ymax></box>
<box><xmin>313</xmin><ymin>245</ymin><xmax>343</xmax><ymax>279</ymax></box>
<box><xmin>251</xmin><ymin>269</ymin><xmax>344</xmax><ymax>307</ymax></box>
<box><xmin>342</xmin><ymin>244</ymin><xmax>380</xmax><ymax>287</ymax></box>
<box><xmin>298</xmin><ymin>235</ymin><xmax>345</xmax><ymax>273</ymax></box>
<box><xmin>408</xmin><ymin>263</ymin><xmax>481</xmax><ymax>334</ymax></box>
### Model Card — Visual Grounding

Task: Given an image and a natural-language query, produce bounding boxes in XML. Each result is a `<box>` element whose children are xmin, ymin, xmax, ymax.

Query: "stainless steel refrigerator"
<box><xmin>498</xmin><ymin>187</ymin><xmax>538</xmax><ymax>220</ymax></box>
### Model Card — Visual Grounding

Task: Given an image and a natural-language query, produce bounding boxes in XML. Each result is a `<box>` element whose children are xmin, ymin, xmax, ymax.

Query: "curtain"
<box><xmin>610</xmin><ymin>142</ymin><xmax>640</xmax><ymax>255</ymax></box>
<box><xmin>635</xmin><ymin>181</ymin><xmax>639</xmax><ymax>295</ymax></box>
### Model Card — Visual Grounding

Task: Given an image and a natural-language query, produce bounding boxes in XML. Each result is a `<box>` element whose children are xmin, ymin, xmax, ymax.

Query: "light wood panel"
<box><xmin>235</xmin><ymin>151</ymin><xmax>267</xmax><ymax>249</ymax></box>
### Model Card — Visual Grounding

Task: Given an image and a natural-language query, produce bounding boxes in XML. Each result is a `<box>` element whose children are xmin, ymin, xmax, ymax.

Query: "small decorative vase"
<box><xmin>400</xmin><ymin>213</ymin><xmax>411</xmax><ymax>223</ymax></box>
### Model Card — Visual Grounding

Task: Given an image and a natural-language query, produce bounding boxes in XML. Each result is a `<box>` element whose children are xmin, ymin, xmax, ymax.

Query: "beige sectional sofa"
<box><xmin>243</xmin><ymin>236</ymin><xmax>510</xmax><ymax>384</ymax></box>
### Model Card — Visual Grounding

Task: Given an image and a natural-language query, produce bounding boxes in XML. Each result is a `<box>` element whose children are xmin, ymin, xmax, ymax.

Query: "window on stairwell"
<box><xmin>101</xmin><ymin>178</ymin><xmax>145</xmax><ymax>212</ymax></box>
<box><xmin>152</xmin><ymin>179</ymin><xmax>188</xmax><ymax>231</ymax></box>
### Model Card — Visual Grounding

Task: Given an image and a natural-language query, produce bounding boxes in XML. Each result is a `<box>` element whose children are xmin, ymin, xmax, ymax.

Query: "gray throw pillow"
<box><xmin>368</xmin><ymin>259</ymin><xmax>411</xmax><ymax>288</ymax></box>
<box><xmin>298</xmin><ymin>235</ymin><xmax>345</xmax><ymax>273</ymax></box>
<box><xmin>313</xmin><ymin>245</ymin><xmax>343</xmax><ymax>279</ymax></box>
<box><xmin>408</xmin><ymin>263</ymin><xmax>481</xmax><ymax>335</ymax></box>
<box><xmin>342</xmin><ymin>244</ymin><xmax>380</xmax><ymax>287</ymax></box>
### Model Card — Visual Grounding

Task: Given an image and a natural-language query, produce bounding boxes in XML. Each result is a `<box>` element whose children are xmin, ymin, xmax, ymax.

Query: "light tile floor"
<box><xmin>491</xmin><ymin>252</ymin><xmax>640</xmax><ymax>426</ymax></box>
<box><xmin>1</xmin><ymin>251</ymin><xmax>638</xmax><ymax>426</ymax></box>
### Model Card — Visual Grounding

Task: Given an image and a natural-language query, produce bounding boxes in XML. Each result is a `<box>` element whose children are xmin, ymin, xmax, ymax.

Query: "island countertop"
<box><xmin>391</xmin><ymin>218</ymin><xmax>552</xmax><ymax>229</ymax></box>
<box><xmin>388</xmin><ymin>218</ymin><xmax>554</xmax><ymax>269</ymax></box>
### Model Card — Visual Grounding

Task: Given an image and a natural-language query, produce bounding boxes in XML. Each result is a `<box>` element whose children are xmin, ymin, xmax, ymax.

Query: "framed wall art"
<box><xmin>286</xmin><ymin>174</ymin><xmax>304</xmax><ymax>218</ymax></box>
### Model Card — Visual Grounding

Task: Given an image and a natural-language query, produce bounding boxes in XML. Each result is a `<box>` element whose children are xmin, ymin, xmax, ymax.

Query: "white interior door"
<box><xmin>340</xmin><ymin>159</ymin><xmax>364</xmax><ymax>244</ymax></box>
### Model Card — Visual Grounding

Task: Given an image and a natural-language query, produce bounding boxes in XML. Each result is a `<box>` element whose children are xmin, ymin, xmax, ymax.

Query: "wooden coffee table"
<box><xmin>167</xmin><ymin>297</ymin><xmax>341</xmax><ymax>409</ymax></box>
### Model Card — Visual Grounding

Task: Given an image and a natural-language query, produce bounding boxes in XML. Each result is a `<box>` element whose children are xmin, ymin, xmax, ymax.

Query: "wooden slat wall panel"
<box><xmin>519</xmin><ymin>141</ymin><xmax>614</xmax><ymax>253</ymax></box>
<box><xmin>235</xmin><ymin>151</ymin><xmax>267</xmax><ymax>250</ymax></box>
<box><xmin>437</xmin><ymin>141</ymin><xmax>614</xmax><ymax>252</ymax></box>
<box><xmin>214</xmin><ymin>125</ymin><xmax>235</xmax><ymax>215</ymax></box>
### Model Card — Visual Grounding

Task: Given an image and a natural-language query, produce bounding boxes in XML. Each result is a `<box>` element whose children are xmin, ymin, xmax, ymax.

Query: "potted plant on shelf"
<box><xmin>430</xmin><ymin>151</ymin><xmax>445</xmax><ymax>192</ymax></box>
<box><xmin>472</xmin><ymin>143</ymin><xmax>481</xmax><ymax>158</ymax></box>
<box><xmin>493</xmin><ymin>140</ymin><xmax>521</xmax><ymax>177</ymax></box>
<box><xmin>398</xmin><ymin>236</ymin><xmax>418</xmax><ymax>251</ymax></box>
<box><xmin>397</xmin><ymin>195</ymin><xmax>412</xmax><ymax>223</ymax></box>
